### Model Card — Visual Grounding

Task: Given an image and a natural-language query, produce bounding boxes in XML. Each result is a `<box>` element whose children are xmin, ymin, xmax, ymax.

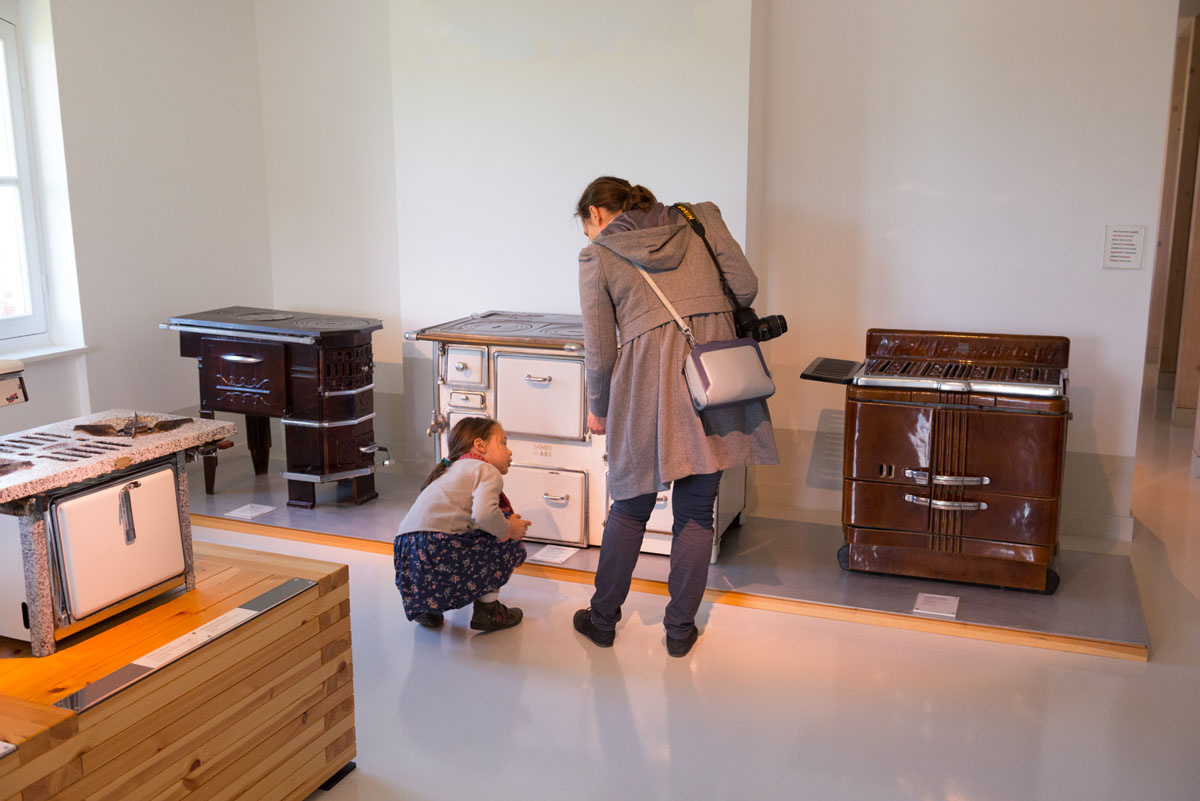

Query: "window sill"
<box><xmin>1</xmin><ymin>342</ymin><xmax>89</xmax><ymax>364</ymax></box>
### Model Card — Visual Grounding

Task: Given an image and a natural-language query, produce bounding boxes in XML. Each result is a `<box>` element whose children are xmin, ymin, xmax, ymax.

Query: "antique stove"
<box><xmin>406</xmin><ymin>311</ymin><xmax>745</xmax><ymax>561</ymax></box>
<box><xmin>0</xmin><ymin>410</ymin><xmax>235</xmax><ymax>656</ymax></box>
<box><xmin>803</xmin><ymin>329</ymin><xmax>1070</xmax><ymax>593</ymax></box>
<box><xmin>163</xmin><ymin>306</ymin><xmax>391</xmax><ymax>508</ymax></box>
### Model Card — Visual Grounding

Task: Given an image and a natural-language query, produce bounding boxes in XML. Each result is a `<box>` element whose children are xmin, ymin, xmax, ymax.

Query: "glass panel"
<box><xmin>0</xmin><ymin>40</ymin><xmax>15</xmax><ymax>180</ymax></box>
<box><xmin>0</xmin><ymin>186</ymin><xmax>31</xmax><ymax>319</ymax></box>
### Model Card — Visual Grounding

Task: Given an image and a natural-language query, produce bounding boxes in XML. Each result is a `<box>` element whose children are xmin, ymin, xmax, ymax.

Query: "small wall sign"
<box><xmin>1103</xmin><ymin>225</ymin><xmax>1145</xmax><ymax>270</ymax></box>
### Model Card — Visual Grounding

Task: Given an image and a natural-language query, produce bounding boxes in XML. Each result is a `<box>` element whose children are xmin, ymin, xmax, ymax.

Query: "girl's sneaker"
<box><xmin>470</xmin><ymin>599</ymin><xmax>523</xmax><ymax>631</ymax></box>
<box><xmin>414</xmin><ymin>611</ymin><xmax>444</xmax><ymax>629</ymax></box>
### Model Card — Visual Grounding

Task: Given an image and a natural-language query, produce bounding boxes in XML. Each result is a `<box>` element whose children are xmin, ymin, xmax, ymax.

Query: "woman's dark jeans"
<box><xmin>589</xmin><ymin>471</ymin><xmax>722</xmax><ymax>639</ymax></box>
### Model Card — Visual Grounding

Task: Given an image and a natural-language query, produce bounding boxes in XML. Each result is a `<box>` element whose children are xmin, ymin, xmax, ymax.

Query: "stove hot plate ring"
<box><xmin>236</xmin><ymin>312</ymin><xmax>295</xmax><ymax>322</ymax></box>
<box><xmin>293</xmin><ymin>316</ymin><xmax>376</xmax><ymax>330</ymax></box>
<box><xmin>457</xmin><ymin>321</ymin><xmax>536</xmax><ymax>334</ymax></box>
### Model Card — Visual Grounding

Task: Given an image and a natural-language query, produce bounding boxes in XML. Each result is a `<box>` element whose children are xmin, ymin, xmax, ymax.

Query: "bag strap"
<box><xmin>672</xmin><ymin>203</ymin><xmax>742</xmax><ymax>312</ymax></box>
<box><xmin>632</xmin><ymin>266</ymin><xmax>697</xmax><ymax>348</ymax></box>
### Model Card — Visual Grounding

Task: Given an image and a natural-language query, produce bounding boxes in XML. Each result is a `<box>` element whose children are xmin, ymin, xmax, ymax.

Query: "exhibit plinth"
<box><xmin>0</xmin><ymin>542</ymin><xmax>355</xmax><ymax>800</ymax></box>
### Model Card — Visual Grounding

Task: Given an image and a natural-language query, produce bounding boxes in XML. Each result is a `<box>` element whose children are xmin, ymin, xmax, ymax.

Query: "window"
<box><xmin>0</xmin><ymin>12</ymin><xmax>45</xmax><ymax>341</ymax></box>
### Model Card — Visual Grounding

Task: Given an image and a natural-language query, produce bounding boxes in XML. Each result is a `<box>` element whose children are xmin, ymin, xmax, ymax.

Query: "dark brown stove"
<box><xmin>164</xmin><ymin>306</ymin><xmax>389</xmax><ymax>508</ymax></box>
<box><xmin>803</xmin><ymin>329</ymin><xmax>1070</xmax><ymax>593</ymax></box>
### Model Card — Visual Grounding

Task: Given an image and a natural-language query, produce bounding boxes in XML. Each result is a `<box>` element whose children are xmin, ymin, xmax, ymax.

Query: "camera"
<box><xmin>733</xmin><ymin>306</ymin><xmax>788</xmax><ymax>342</ymax></box>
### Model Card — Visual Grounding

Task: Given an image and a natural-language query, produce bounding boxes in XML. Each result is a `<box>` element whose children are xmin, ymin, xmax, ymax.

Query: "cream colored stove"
<box><xmin>406</xmin><ymin>311</ymin><xmax>744</xmax><ymax>562</ymax></box>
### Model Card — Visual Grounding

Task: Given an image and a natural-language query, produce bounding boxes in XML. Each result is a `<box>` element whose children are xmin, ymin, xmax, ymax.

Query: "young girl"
<box><xmin>394</xmin><ymin>417</ymin><xmax>530</xmax><ymax>631</ymax></box>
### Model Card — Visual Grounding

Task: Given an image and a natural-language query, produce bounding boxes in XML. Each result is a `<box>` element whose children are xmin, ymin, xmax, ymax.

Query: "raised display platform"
<box><xmin>188</xmin><ymin>449</ymin><xmax>1149</xmax><ymax>661</ymax></box>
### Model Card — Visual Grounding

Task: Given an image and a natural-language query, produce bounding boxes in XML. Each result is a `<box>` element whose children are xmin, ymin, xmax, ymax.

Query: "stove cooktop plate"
<box><xmin>167</xmin><ymin>306</ymin><xmax>383</xmax><ymax>338</ymax></box>
<box><xmin>411</xmin><ymin>311</ymin><xmax>585</xmax><ymax>346</ymax></box>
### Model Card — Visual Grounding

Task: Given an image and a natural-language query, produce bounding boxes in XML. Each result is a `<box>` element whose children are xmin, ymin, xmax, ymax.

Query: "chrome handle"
<box><xmin>524</xmin><ymin>374</ymin><xmax>552</xmax><ymax>384</ymax></box>
<box><xmin>541</xmin><ymin>493</ymin><xmax>568</xmax><ymax>502</ymax></box>
<box><xmin>932</xmin><ymin>474</ymin><xmax>990</xmax><ymax>486</ymax></box>
<box><xmin>904</xmin><ymin>493</ymin><xmax>988</xmax><ymax>512</ymax></box>
<box><xmin>656</xmin><ymin>494</ymin><xmax>668</xmax><ymax>504</ymax></box>
<box><xmin>220</xmin><ymin>354</ymin><xmax>264</xmax><ymax>364</ymax></box>
<box><xmin>904</xmin><ymin>469</ymin><xmax>990</xmax><ymax>486</ymax></box>
<box><xmin>454</xmin><ymin>361</ymin><xmax>468</xmax><ymax>371</ymax></box>
<box><xmin>360</xmin><ymin>443</ymin><xmax>395</xmax><ymax>467</ymax></box>
<box><xmin>119</xmin><ymin>481</ymin><xmax>141</xmax><ymax>544</ymax></box>
<box><xmin>563</xmin><ymin>343</ymin><xmax>582</xmax><ymax>352</ymax></box>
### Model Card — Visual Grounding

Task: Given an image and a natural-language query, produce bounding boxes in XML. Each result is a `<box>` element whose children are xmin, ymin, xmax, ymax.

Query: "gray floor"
<box><xmin>187</xmin><ymin>451</ymin><xmax>1148</xmax><ymax>650</ymax></box>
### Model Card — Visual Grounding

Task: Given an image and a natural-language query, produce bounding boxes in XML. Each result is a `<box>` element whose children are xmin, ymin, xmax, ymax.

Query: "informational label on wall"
<box><xmin>1103</xmin><ymin>225</ymin><xmax>1145</xmax><ymax>270</ymax></box>
<box><xmin>913</xmin><ymin>592</ymin><xmax>960</xmax><ymax>618</ymax></box>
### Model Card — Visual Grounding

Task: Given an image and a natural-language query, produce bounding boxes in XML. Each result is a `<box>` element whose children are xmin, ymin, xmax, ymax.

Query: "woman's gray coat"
<box><xmin>579</xmin><ymin>201</ymin><xmax>779</xmax><ymax>501</ymax></box>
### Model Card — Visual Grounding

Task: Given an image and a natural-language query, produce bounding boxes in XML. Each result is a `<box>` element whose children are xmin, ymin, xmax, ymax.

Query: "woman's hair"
<box><xmin>575</xmin><ymin>176</ymin><xmax>657</xmax><ymax>220</ymax></box>
<box><xmin>421</xmin><ymin>416</ymin><xmax>502</xmax><ymax>490</ymax></box>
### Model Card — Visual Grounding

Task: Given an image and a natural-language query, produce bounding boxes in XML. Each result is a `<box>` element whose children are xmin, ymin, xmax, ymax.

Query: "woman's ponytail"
<box><xmin>576</xmin><ymin>176</ymin><xmax>658</xmax><ymax>220</ymax></box>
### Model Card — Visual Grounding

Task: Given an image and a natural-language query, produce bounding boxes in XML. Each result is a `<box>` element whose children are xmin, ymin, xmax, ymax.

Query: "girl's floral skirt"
<box><xmin>394</xmin><ymin>530</ymin><xmax>527</xmax><ymax>620</ymax></box>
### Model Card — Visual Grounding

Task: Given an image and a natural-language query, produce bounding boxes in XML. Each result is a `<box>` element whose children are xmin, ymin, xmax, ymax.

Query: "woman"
<box><xmin>571</xmin><ymin>176</ymin><xmax>778</xmax><ymax>657</ymax></box>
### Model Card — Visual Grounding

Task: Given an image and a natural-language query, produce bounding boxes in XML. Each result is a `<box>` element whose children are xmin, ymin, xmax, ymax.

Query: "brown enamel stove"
<box><xmin>164</xmin><ymin>306</ymin><xmax>388</xmax><ymax>509</ymax></box>
<box><xmin>803</xmin><ymin>329</ymin><xmax>1070</xmax><ymax>593</ymax></box>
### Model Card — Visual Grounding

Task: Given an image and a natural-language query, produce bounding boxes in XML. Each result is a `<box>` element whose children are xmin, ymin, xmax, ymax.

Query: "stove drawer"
<box><xmin>503</xmin><ymin>464</ymin><xmax>586</xmax><ymax>546</ymax></box>
<box><xmin>843</xmin><ymin>479</ymin><xmax>1060</xmax><ymax>546</ymax></box>
<box><xmin>446</xmin><ymin>346</ymin><xmax>487</xmax><ymax>388</ymax></box>
<box><xmin>200</xmin><ymin>337</ymin><xmax>287</xmax><ymax>416</ymax></box>
<box><xmin>50</xmin><ymin>465</ymin><xmax>185</xmax><ymax>620</ymax></box>
<box><xmin>495</xmin><ymin>354</ymin><xmax>585</xmax><ymax>440</ymax></box>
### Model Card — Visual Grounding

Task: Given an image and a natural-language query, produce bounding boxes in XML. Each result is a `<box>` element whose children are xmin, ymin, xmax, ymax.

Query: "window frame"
<box><xmin>0</xmin><ymin>9</ymin><xmax>47</xmax><ymax>343</ymax></box>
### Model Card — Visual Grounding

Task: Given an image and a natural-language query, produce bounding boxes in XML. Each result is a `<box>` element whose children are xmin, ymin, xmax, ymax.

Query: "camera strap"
<box><xmin>672</xmin><ymin>203</ymin><xmax>743</xmax><ymax>312</ymax></box>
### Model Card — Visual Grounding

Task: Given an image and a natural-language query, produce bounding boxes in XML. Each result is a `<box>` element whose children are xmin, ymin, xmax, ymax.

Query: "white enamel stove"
<box><xmin>406</xmin><ymin>311</ymin><xmax>744</xmax><ymax>561</ymax></box>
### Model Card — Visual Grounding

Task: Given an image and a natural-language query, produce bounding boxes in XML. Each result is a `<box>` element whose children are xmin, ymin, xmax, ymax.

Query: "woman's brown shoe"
<box><xmin>470</xmin><ymin>599</ymin><xmax>523</xmax><ymax>631</ymax></box>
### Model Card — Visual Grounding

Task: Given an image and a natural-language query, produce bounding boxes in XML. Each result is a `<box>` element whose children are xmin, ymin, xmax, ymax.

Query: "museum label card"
<box><xmin>913</xmin><ymin>592</ymin><xmax>960</xmax><ymax>618</ymax></box>
<box><xmin>527</xmin><ymin>544</ymin><xmax>578</xmax><ymax>564</ymax></box>
<box><xmin>133</xmin><ymin>607</ymin><xmax>257</xmax><ymax>669</ymax></box>
<box><xmin>226</xmin><ymin>503</ymin><xmax>276</xmax><ymax>520</ymax></box>
<box><xmin>1103</xmin><ymin>225</ymin><xmax>1144</xmax><ymax>270</ymax></box>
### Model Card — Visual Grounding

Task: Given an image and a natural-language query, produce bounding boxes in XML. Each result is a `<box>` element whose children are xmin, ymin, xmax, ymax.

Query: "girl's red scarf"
<box><xmin>457</xmin><ymin>452</ymin><xmax>514</xmax><ymax>516</ymax></box>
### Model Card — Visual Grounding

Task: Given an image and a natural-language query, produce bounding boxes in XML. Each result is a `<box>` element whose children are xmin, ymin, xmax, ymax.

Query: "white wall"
<box><xmin>750</xmin><ymin>0</ymin><xmax>1178</xmax><ymax>540</ymax></box>
<box><xmin>50</xmin><ymin>0</ymin><xmax>274</xmax><ymax>415</ymax></box>
<box><xmin>389</xmin><ymin>0</ymin><xmax>752</xmax><ymax>329</ymax></box>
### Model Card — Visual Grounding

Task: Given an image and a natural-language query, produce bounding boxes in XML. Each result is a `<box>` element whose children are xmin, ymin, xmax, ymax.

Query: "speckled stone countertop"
<box><xmin>0</xmin><ymin>410</ymin><xmax>236</xmax><ymax>504</ymax></box>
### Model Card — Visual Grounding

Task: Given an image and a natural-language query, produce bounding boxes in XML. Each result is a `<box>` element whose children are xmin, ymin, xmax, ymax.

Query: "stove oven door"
<box><xmin>494</xmin><ymin>354</ymin><xmax>585</xmax><ymax>440</ymax></box>
<box><xmin>49</xmin><ymin>464</ymin><xmax>185</xmax><ymax>621</ymax></box>
<box><xmin>502</xmin><ymin>464</ymin><xmax>586</xmax><ymax>546</ymax></box>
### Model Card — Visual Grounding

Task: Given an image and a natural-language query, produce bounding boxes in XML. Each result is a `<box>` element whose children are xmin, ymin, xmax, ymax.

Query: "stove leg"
<box><xmin>338</xmin><ymin>474</ymin><xmax>378</xmax><ymax>505</ymax></box>
<box><xmin>245</xmin><ymin>414</ymin><xmax>272</xmax><ymax>475</ymax></box>
<box><xmin>287</xmin><ymin>480</ymin><xmax>316</xmax><ymax>509</ymax></box>
<box><xmin>199</xmin><ymin>410</ymin><xmax>217</xmax><ymax>494</ymax></box>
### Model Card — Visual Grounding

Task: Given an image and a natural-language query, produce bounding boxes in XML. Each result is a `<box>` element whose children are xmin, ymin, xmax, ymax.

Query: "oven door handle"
<box><xmin>904</xmin><ymin>493</ymin><xmax>988</xmax><ymax>512</ymax></box>
<box><xmin>360</xmin><ymin>443</ymin><xmax>395</xmax><ymax>466</ymax></box>
<box><xmin>904</xmin><ymin>469</ymin><xmax>990</xmax><ymax>486</ymax></box>
<box><xmin>219</xmin><ymin>353</ymin><xmax>264</xmax><ymax>364</ymax></box>
<box><xmin>118</xmin><ymin>480</ymin><xmax>142</xmax><ymax>544</ymax></box>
